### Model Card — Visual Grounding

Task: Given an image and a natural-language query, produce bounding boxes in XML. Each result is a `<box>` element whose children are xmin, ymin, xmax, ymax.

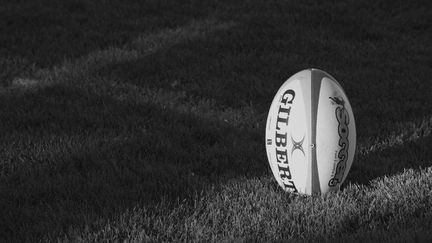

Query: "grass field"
<box><xmin>0</xmin><ymin>0</ymin><xmax>432</xmax><ymax>241</ymax></box>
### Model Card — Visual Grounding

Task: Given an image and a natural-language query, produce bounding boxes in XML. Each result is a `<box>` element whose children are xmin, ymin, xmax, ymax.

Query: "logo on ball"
<box><xmin>273</xmin><ymin>89</ymin><xmax>298</xmax><ymax>192</ymax></box>
<box><xmin>328</xmin><ymin>96</ymin><xmax>350</xmax><ymax>187</ymax></box>
<box><xmin>291</xmin><ymin>135</ymin><xmax>305</xmax><ymax>156</ymax></box>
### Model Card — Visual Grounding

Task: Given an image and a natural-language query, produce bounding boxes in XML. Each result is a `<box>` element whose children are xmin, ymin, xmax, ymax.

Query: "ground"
<box><xmin>0</xmin><ymin>0</ymin><xmax>431</xmax><ymax>241</ymax></box>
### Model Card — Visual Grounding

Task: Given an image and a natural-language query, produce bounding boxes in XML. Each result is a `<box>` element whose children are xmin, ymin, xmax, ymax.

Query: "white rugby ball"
<box><xmin>265</xmin><ymin>68</ymin><xmax>356</xmax><ymax>195</ymax></box>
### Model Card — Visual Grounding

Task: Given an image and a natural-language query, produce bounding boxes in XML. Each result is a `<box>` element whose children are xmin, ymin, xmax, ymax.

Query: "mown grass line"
<box><xmin>2</xmin><ymin>17</ymin><xmax>235</xmax><ymax>89</ymax></box>
<box><xmin>0</xmin><ymin>0</ymin><xmax>225</xmax><ymax>68</ymax></box>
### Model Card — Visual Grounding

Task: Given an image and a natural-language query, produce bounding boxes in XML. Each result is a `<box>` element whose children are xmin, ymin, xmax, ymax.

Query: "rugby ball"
<box><xmin>265</xmin><ymin>69</ymin><xmax>356</xmax><ymax>195</ymax></box>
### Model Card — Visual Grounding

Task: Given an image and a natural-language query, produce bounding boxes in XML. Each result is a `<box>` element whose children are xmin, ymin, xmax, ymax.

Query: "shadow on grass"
<box><xmin>94</xmin><ymin>2</ymin><xmax>432</xmax><ymax>128</ymax></box>
<box><xmin>0</xmin><ymin>84</ymin><xmax>266</xmax><ymax>241</ymax></box>
<box><xmin>95</xmin><ymin>22</ymin><xmax>292</xmax><ymax>111</ymax></box>
<box><xmin>347</xmin><ymin>134</ymin><xmax>432</xmax><ymax>186</ymax></box>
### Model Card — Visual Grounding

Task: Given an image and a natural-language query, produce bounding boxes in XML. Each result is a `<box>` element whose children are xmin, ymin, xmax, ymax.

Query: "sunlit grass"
<box><xmin>59</xmin><ymin>167</ymin><xmax>432</xmax><ymax>242</ymax></box>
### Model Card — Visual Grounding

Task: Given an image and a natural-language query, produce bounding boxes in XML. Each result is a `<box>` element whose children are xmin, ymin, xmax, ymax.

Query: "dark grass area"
<box><xmin>0</xmin><ymin>0</ymin><xmax>228</xmax><ymax>86</ymax></box>
<box><xmin>0</xmin><ymin>0</ymin><xmax>220</xmax><ymax>66</ymax></box>
<box><xmin>0</xmin><ymin>83</ymin><xmax>264</xmax><ymax>240</ymax></box>
<box><xmin>96</xmin><ymin>0</ymin><xmax>432</xmax><ymax>118</ymax></box>
<box><xmin>348</xmin><ymin>135</ymin><xmax>432</xmax><ymax>185</ymax></box>
<box><xmin>0</xmin><ymin>0</ymin><xmax>432</xmax><ymax>241</ymax></box>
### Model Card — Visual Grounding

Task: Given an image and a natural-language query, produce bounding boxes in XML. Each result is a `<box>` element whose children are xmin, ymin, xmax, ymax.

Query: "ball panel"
<box><xmin>341</xmin><ymin>95</ymin><xmax>356</xmax><ymax>185</ymax></box>
<box><xmin>316</xmin><ymin>76</ymin><xmax>356</xmax><ymax>192</ymax></box>
<box><xmin>286</xmin><ymin>80</ymin><xmax>309</xmax><ymax>194</ymax></box>
<box><xmin>265</xmin><ymin>70</ymin><xmax>312</xmax><ymax>193</ymax></box>
<box><xmin>316</xmin><ymin>76</ymin><xmax>346</xmax><ymax>192</ymax></box>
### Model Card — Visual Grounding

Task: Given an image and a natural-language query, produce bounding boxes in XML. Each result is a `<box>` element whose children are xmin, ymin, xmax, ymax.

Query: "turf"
<box><xmin>0</xmin><ymin>0</ymin><xmax>431</xmax><ymax>241</ymax></box>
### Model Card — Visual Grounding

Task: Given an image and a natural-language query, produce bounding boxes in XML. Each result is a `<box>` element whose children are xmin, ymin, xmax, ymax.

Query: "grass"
<box><xmin>0</xmin><ymin>0</ymin><xmax>431</xmax><ymax>241</ymax></box>
<box><xmin>60</xmin><ymin>168</ymin><xmax>432</xmax><ymax>242</ymax></box>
